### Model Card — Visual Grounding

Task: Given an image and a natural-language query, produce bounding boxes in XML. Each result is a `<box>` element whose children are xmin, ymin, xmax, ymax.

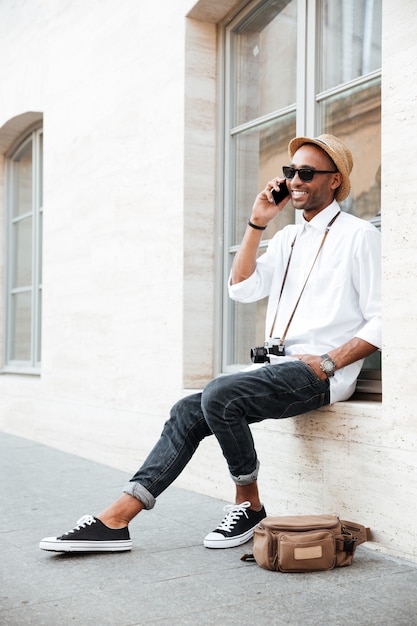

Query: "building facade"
<box><xmin>0</xmin><ymin>0</ymin><xmax>416</xmax><ymax>562</ymax></box>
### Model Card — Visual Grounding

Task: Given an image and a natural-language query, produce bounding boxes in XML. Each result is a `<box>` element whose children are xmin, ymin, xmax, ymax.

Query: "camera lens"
<box><xmin>250</xmin><ymin>346</ymin><xmax>268</xmax><ymax>363</ymax></box>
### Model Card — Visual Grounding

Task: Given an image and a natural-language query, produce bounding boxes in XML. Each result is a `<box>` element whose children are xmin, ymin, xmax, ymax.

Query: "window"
<box><xmin>318</xmin><ymin>0</ymin><xmax>381</xmax><ymax>222</ymax></box>
<box><xmin>222</xmin><ymin>0</ymin><xmax>381</xmax><ymax>379</ymax></box>
<box><xmin>4</xmin><ymin>127</ymin><xmax>43</xmax><ymax>373</ymax></box>
<box><xmin>223</xmin><ymin>0</ymin><xmax>298</xmax><ymax>368</ymax></box>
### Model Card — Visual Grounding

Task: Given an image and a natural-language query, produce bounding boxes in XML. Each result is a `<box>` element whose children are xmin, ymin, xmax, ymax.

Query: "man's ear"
<box><xmin>330</xmin><ymin>172</ymin><xmax>343</xmax><ymax>192</ymax></box>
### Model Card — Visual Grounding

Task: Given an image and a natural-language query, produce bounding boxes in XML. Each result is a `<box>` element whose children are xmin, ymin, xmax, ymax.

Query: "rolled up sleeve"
<box><xmin>228</xmin><ymin>236</ymin><xmax>282</xmax><ymax>303</ymax></box>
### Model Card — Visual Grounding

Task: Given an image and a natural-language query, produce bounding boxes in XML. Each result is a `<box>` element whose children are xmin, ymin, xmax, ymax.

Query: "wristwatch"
<box><xmin>319</xmin><ymin>354</ymin><xmax>336</xmax><ymax>378</ymax></box>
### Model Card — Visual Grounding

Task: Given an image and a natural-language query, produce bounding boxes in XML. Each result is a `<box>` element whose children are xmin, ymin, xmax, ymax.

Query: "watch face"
<box><xmin>320</xmin><ymin>357</ymin><xmax>335</xmax><ymax>376</ymax></box>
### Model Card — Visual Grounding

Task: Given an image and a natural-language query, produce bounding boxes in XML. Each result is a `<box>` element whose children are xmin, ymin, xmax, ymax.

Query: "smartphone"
<box><xmin>271</xmin><ymin>180</ymin><xmax>290</xmax><ymax>205</ymax></box>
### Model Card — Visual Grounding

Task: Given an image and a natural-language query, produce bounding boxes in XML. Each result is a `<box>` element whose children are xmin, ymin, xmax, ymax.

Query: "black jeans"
<box><xmin>124</xmin><ymin>361</ymin><xmax>330</xmax><ymax>509</ymax></box>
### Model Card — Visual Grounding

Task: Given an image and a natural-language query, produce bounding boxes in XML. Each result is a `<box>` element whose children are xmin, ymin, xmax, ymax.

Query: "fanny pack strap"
<box><xmin>341</xmin><ymin>520</ymin><xmax>371</xmax><ymax>546</ymax></box>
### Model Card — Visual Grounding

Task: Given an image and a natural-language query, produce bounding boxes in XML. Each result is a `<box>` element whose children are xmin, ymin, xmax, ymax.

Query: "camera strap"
<box><xmin>268</xmin><ymin>211</ymin><xmax>341</xmax><ymax>342</ymax></box>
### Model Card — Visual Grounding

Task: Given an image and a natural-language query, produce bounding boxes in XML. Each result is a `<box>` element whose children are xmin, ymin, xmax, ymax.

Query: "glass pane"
<box><xmin>10</xmin><ymin>291</ymin><xmax>32</xmax><ymax>361</ymax></box>
<box><xmin>320</xmin><ymin>0</ymin><xmax>382</xmax><ymax>92</ymax></box>
<box><xmin>232</xmin><ymin>298</ymin><xmax>268</xmax><ymax>366</ymax></box>
<box><xmin>233</xmin><ymin>113</ymin><xmax>296</xmax><ymax>246</ymax></box>
<box><xmin>36</xmin><ymin>287</ymin><xmax>42</xmax><ymax>363</ymax></box>
<box><xmin>13</xmin><ymin>139</ymin><xmax>33</xmax><ymax>217</ymax></box>
<box><xmin>319</xmin><ymin>77</ymin><xmax>381</xmax><ymax>220</ymax></box>
<box><xmin>38</xmin><ymin>209</ymin><xmax>43</xmax><ymax>283</ymax></box>
<box><xmin>234</xmin><ymin>0</ymin><xmax>297</xmax><ymax>126</ymax></box>
<box><xmin>13</xmin><ymin>217</ymin><xmax>32</xmax><ymax>287</ymax></box>
<box><xmin>39</xmin><ymin>131</ymin><xmax>43</xmax><ymax>207</ymax></box>
<box><xmin>229</xmin><ymin>113</ymin><xmax>296</xmax><ymax>367</ymax></box>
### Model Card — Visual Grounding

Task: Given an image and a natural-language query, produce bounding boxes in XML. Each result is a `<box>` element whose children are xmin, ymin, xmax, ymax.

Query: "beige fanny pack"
<box><xmin>241</xmin><ymin>514</ymin><xmax>370</xmax><ymax>573</ymax></box>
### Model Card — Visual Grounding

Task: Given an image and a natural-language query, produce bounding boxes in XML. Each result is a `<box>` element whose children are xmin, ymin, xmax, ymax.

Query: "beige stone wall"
<box><xmin>0</xmin><ymin>0</ymin><xmax>417</xmax><ymax>563</ymax></box>
<box><xmin>183</xmin><ymin>17</ymin><xmax>217</xmax><ymax>387</ymax></box>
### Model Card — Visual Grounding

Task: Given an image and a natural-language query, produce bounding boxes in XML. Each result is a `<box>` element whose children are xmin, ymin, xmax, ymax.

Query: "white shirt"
<box><xmin>229</xmin><ymin>201</ymin><xmax>381</xmax><ymax>403</ymax></box>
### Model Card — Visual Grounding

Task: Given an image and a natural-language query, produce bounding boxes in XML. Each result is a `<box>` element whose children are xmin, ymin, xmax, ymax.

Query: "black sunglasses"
<box><xmin>282</xmin><ymin>166</ymin><xmax>337</xmax><ymax>182</ymax></box>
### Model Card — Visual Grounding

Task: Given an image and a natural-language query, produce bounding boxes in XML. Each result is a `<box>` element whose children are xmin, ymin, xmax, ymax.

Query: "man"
<box><xmin>40</xmin><ymin>134</ymin><xmax>381</xmax><ymax>553</ymax></box>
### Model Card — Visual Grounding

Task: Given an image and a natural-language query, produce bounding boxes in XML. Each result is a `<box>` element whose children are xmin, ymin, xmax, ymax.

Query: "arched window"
<box><xmin>5</xmin><ymin>126</ymin><xmax>43</xmax><ymax>372</ymax></box>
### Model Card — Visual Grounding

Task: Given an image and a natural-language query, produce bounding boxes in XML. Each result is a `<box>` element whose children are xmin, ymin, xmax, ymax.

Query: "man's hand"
<box><xmin>230</xmin><ymin>177</ymin><xmax>291</xmax><ymax>285</ymax></box>
<box><xmin>293</xmin><ymin>355</ymin><xmax>328</xmax><ymax>380</ymax></box>
<box><xmin>293</xmin><ymin>338</ymin><xmax>378</xmax><ymax>381</ymax></box>
<box><xmin>249</xmin><ymin>177</ymin><xmax>291</xmax><ymax>229</ymax></box>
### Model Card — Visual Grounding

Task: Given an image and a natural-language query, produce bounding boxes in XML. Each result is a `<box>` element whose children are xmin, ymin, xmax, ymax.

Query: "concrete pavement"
<box><xmin>1</xmin><ymin>431</ymin><xmax>417</xmax><ymax>625</ymax></box>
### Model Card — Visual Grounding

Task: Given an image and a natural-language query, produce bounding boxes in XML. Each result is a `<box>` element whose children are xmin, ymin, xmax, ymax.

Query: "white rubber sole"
<box><xmin>39</xmin><ymin>537</ymin><xmax>132</xmax><ymax>552</ymax></box>
<box><xmin>203</xmin><ymin>527</ymin><xmax>255</xmax><ymax>549</ymax></box>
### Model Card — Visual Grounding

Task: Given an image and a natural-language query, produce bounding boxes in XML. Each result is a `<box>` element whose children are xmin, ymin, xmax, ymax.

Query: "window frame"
<box><xmin>4</xmin><ymin>125</ymin><xmax>43</xmax><ymax>374</ymax></box>
<box><xmin>221</xmin><ymin>0</ymin><xmax>299</xmax><ymax>372</ymax></box>
<box><xmin>220</xmin><ymin>0</ymin><xmax>381</xmax><ymax>392</ymax></box>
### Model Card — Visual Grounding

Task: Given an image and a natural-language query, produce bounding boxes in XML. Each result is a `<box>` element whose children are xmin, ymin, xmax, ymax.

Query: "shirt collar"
<box><xmin>301</xmin><ymin>200</ymin><xmax>341</xmax><ymax>233</ymax></box>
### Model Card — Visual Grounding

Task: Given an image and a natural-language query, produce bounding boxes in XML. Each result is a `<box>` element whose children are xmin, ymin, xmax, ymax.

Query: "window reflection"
<box><xmin>234</xmin><ymin>0</ymin><xmax>297</xmax><ymax>126</ymax></box>
<box><xmin>320</xmin><ymin>0</ymin><xmax>382</xmax><ymax>91</ymax></box>
<box><xmin>233</xmin><ymin>113</ymin><xmax>296</xmax><ymax>245</ymax></box>
<box><xmin>319</xmin><ymin>78</ymin><xmax>381</xmax><ymax>220</ymax></box>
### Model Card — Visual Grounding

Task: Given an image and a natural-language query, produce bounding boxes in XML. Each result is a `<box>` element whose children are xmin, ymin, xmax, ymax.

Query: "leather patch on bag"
<box><xmin>294</xmin><ymin>545</ymin><xmax>323</xmax><ymax>560</ymax></box>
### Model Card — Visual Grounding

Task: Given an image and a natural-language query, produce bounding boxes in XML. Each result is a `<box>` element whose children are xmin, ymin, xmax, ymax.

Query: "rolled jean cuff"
<box><xmin>230</xmin><ymin>459</ymin><xmax>260</xmax><ymax>485</ymax></box>
<box><xmin>123</xmin><ymin>482</ymin><xmax>156</xmax><ymax>510</ymax></box>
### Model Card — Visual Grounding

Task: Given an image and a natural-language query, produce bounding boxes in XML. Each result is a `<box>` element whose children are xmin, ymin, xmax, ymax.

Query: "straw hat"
<box><xmin>288</xmin><ymin>134</ymin><xmax>353</xmax><ymax>201</ymax></box>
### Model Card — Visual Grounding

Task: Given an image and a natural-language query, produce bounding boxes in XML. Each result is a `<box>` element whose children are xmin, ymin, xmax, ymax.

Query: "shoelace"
<box><xmin>215</xmin><ymin>501</ymin><xmax>251</xmax><ymax>532</ymax></box>
<box><xmin>64</xmin><ymin>514</ymin><xmax>96</xmax><ymax>536</ymax></box>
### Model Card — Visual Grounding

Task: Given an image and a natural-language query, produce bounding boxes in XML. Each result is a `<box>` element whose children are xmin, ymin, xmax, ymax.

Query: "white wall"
<box><xmin>0</xmin><ymin>0</ymin><xmax>197</xmax><ymax>467</ymax></box>
<box><xmin>1</xmin><ymin>0</ymin><xmax>417</xmax><ymax>563</ymax></box>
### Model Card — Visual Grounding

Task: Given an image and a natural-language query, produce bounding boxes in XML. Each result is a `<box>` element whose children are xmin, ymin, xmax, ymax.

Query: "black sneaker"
<box><xmin>204</xmin><ymin>501</ymin><xmax>266</xmax><ymax>549</ymax></box>
<box><xmin>39</xmin><ymin>515</ymin><xmax>132</xmax><ymax>552</ymax></box>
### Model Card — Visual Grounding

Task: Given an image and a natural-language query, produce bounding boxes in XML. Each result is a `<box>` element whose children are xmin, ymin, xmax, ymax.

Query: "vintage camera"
<box><xmin>250</xmin><ymin>339</ymin><xmax>285</xmax><ymax>363</ymax></box>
